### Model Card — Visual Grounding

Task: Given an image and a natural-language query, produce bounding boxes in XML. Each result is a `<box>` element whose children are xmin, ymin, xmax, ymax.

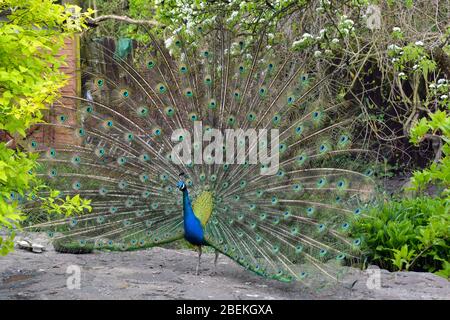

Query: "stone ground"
<box><xmin>0</xmin><ymin>233</ymin><xmax>448</xmax><ymax>300</ymax></box>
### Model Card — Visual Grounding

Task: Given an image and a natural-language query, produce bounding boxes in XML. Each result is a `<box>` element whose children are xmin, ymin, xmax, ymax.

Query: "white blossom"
<box><xmin>314</xmin><ymin>50</ymin><xmax>322</xmax><ymax>57</ymax></box>
<box><xmin>440</xmin><ymin>95</ymin><xmax>448</xmax><ymax>100</ymax></box>
<box><xmin>331</xmin><ymin>38</ymin><xmax>340</xmax><ymax>44</ymax></box>
<box><xmin>186</xmin><ymin>21</ymin><xmax>195</xmax><ymax>36</ymax></box>
<box><xmin>292</xmin><ymin>39</ymin><xmax>306</xmax><ymax>48</ymax></box>
<box><xmin>398</xmin><ymin>72</ymin><xmax>405</xmax><ymax>77</ymax></box>
<box><xmin>392</xmin><ymin>27</ymin><xmax>401</xmax><ymax>32</ymax></box>
<box><xmin>226</xmin><ymin>11</ymin><xmax>239</xmax><ymax>23</ymax></box>
<box><xmin>387</xmin><ymin>44</ymin><xmax>401</xmax><ymax>50</ymax></box>
<box><xmin>174</xmin><ymin>26</ymin><xmax>182</xmax><ymax>34</ymax></box>
<box><xmin>415</xmin><ymin>41</ymin><xmax>424</xmax><ymax>46</ymax></box>
<box><xmin>344</xmin><ymin>19</ymin><xmax>354</xmax><ymax>25</ymax></box>
<box><xmin>437</xmin><ymin>79</ymin><xmax>447</xmax><ymax>84</ymax></box>
<box><xmin>164</xmin><ymin>36</ymin><xmax>174</xmax><ymax>49</ymax></box>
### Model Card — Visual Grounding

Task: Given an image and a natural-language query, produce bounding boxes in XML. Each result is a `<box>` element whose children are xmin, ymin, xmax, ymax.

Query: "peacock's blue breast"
<box><xmin>184</xmin><ymin>213</ymin><xmax>206</xmax><ymax>245</ymax></box>
<box><xmin>182</xmin><ymin>191</ymin><xmax>206</xmax><ymax>246</ymax></box>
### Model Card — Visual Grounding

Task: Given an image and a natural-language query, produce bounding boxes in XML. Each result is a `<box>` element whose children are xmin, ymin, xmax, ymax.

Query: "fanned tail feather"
<box><xmin>22</xmin><ymin>23</ymin><xmax>380</xmax><ymax>284</ymax></box>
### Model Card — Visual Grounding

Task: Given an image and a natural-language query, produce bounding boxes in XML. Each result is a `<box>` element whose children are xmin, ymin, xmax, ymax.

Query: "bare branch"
<box><xmin>87</xmin><ymin>15</ymin><xmax>158</xmax><ymax>28</ymax></box>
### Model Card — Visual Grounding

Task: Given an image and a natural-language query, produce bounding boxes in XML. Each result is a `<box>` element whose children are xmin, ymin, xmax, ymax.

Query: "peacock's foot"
<box><xmin>195</xmin><ymin>267</ymin><xmax>200</xmax><ymax>276</ymax></box>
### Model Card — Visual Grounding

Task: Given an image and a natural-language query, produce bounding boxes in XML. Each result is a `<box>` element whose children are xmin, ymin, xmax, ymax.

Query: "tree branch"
<box><xmin>87</xmin><ymin>15</ymin><xmax>158</xmax><ymax>28</ymax></box>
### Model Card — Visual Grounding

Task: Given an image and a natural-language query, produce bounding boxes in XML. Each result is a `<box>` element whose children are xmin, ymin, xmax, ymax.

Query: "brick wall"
<box><xmin>29</xmin><ymin>35</ymin><xmax>82</xmax><ymax>148</ymax></box>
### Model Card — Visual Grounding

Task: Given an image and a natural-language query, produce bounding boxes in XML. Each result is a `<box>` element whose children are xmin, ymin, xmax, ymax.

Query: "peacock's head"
<box><xmin>176</xmin><ymin>181</ymin><xmax>186</xmax><ymax>191</ymax></box>
<box><xmin>177</xmin><ymin>172</ymin><xmax>187</xmax><ymax>191</ymax></box>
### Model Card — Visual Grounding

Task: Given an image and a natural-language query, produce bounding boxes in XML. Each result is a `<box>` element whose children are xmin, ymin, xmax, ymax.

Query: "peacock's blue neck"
<box><xmin>182</xmin><ymin>189</ymin><xmax>193</xmax><ymax>219</ymax></box>
<box><xmin>182</xmin><ymin>188</ymin><xmax>205</xmax><ymax>245</ymax></box>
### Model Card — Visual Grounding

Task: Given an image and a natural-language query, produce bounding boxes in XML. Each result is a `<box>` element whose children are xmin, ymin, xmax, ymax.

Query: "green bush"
<box><xmin>352</xmin><ymin>197</ymin><xmax>449</xmax><ymax>278</ymax></box>
<box><xmin>0</xmin><ymin>0</ymin><xmax>92</xmax><ymax>255</ymax></box>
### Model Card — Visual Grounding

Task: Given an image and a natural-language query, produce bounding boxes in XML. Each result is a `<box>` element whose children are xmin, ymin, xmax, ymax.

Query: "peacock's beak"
<box><xmin>176</xmin><ymin>181</ymin><xmax>186</xmax><ymax>191</ymax></box>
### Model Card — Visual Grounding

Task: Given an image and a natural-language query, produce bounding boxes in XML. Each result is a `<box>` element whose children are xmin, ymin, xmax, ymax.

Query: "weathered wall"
<box><xmin>33</xmin><ymin>35</ymin><xmax>82</xmax><ymax>147</ymax></box>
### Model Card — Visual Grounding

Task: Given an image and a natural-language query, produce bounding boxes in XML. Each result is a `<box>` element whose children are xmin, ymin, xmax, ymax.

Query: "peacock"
<box><xmin>23</xmin><ymin>21</ymin><xmax>379</xmax><ymax>285</ymax></box>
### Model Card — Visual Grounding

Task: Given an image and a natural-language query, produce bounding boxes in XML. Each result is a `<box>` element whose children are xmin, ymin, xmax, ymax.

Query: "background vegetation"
<box><xmin>0</xmin><ymin>0</ymin><xmax>448</xmax><ymax>277</ymax></box>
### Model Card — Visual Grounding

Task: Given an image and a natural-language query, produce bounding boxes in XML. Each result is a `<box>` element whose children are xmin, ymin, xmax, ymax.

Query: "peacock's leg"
<box><xmin>196</xmin><ymin>246</ymin><xmax>202</xmax><ymax>276</ymax></box>
<box><xmin>213</xmin><ymin>250</ymin><xmax>219</xmax><ymax>275</ymax></box>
